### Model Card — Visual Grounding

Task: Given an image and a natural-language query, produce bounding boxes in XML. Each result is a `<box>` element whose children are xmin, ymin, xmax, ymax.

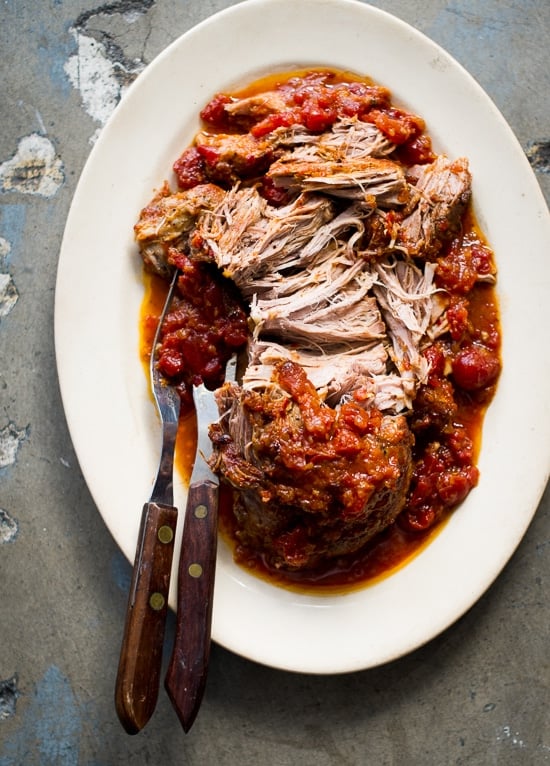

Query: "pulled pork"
<box><xmin>135</xmin><ymin>69</ymin><xmax>499</xmax><ymax>574</ymax></box>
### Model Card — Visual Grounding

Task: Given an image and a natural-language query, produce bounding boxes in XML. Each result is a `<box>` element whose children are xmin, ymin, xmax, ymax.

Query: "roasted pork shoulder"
<box><xmin>135</xmin><ymin>71</ymin><xmax>496</xmax><ymax>576</ymax></box>
<box><xmin>209</xmin><ymin>362</ymin><xmax>413</xmax><ymax>570</ymax></box>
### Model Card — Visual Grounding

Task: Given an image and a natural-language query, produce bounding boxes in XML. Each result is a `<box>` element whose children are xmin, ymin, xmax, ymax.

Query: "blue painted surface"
<box><xmin>0</xmin><ymin>206</ymin><xmax>26</xmax><ymax>264</ymax></box>
<box><xmin>37</xmin><ymin>33</ymin><xmax>75</xmax><ymax>99</ymax></box>
<box><xmin>0</xmin><ymin>666</ymin><xmax>81</xmax><ymax>766</ymax></box>
<box><xmin>429</xmin><ymin>2</ymin><xmax>521</xmax><ymax>97</ymax></box>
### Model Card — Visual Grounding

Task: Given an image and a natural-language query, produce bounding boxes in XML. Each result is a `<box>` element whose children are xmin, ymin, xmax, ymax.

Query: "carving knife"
<box><xmin>164</xmin><ymin>354</ymin><xmax>236</xmax><ymax>732</ymax></box>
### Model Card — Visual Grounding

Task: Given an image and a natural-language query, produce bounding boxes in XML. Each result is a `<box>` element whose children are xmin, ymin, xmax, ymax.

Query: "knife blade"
<box><xmin>164</xmin><ymin>354</ymin><xmax>236</xmax><ymax>732</ymax></box>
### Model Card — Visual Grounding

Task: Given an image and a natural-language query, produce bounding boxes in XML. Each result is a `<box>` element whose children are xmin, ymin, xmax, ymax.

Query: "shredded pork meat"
<box><xmin>267</xmin><ymin>155</ymin><xmax>411</xmax><ymax>205</ymax></box>
<box><xmin>134</xmin><ymin>70</ymin><xmax>497</xmax><ymax>574</ymax></box>
<box><xmin>396</xmin><ymin>156</ymin><xmax>471</xmax><ymax>258</ymax></box>
<box><xmin>272</xmin><ymin>117</ymin><xmax>396</xmax><ymax>159</ymax></box>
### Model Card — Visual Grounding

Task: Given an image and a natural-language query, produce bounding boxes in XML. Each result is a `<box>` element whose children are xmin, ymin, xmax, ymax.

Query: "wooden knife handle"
<box><xmin>165</xmin><ymin>479</ymin><xmax>219</xmax><ymax>733</ymax></box>
<box><xmin>115</xmin><ymin>501</ymin><xmax>177</xmax><ymax>734</ymax></box>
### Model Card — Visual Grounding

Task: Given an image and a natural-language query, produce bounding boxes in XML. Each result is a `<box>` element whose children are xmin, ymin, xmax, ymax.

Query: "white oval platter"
<box><xmin>55</xmin><ymin>0</ymin><xmax>550</xmax><ymax>673</ymax></box>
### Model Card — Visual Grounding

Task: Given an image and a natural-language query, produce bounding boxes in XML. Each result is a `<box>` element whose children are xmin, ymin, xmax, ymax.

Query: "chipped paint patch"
<box><xmin>526</xmin><ymin>139</ymin><xmax>550</xmax><ymax>173</ymax></box>
<box><xmin>0</xmin><ymin>237</ymin><xmax>10</xmax><ymax>266</ymax></box>
<box><xmin>0</xmin><ymin>509</ymin><xmax>19</xmax><ymax>544</ymax></box>
<box><xmin>0</xmin><ymin>273</ymin><xmax>18</xmax><ymax>320</ymax></box>
<box><xmin>0</xmin><ymin>238</ymin><xmax>17</xmax><ymax>319</ymax></box>
<box><xmin>0</xmin><ymin>676</ymin><xmax>19</xmax><ymax>721</ymax></box>
<box><xmin>64</xmin><ymin>31</ymin><xmax>125</xmax><ymax>138</ymax></box>
<box><xmin>0</xmin><ymin>422</ymin><xmax>28</xmax><ymax>469</ymax></box>
<box><xmin>0</xmin><ymin>666</ymin><xmax>81</xmax><ymax>765</ymax></box>
<box><xmin>0</xmin><ymin>135</ymin><xmax>64</xmax><ymax>197</ymax></box>
<box><xmin>64</xmin><ymin>1</ymin><xmax>153</xmax><ymax>140</ymax></box>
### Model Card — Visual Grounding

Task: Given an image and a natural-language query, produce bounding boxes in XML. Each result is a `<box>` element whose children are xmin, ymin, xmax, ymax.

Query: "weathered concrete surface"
<box><xmin>0</xmin><ymin>1</ymin><xmax>548</xmax><ymax>764</ymax></box>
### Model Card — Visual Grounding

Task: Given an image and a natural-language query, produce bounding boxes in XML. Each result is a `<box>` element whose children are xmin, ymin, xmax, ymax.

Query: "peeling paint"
<box><xmin>0</xmin><ymin>237</ymin><xmax>17</xmax><ymax>319</ymax></box>
<box><xmin>64</xmin><ymin>0</ymin><xmax>153</xmax><ymax>140</ymax></box>
<box><xmin>0</xmin><ymin>273</ymin><xmax>18</xmax><ymax>320</ymax></box>
<box><xmin>526</xmin><ymin>139</ymin><xmax>550</xmax><ymax>173</ymax></box>
<box><xmin>0</xmin><ymin>422</ymin><xmax>28</xmax><ymax>469</ymax></box>
<box><xmin>0</xmin><ymin>135</ymin><xmax>64</xmax><ymax>197</ymax></box>
<box><xmin>0</xmin><ymin>676</ymin><xmax>19</xmax><ymax>721</ymax></box>
<box><xmin>64</xmin><ymin>32</ymin><xmax>126</xmax><ymax>138</ymax></box>
<box><xmin>0</xmin><ymin>509</ymin><xmax>19</xmax><ymax>544</ymax></box>
<box><xmin>0</xmin><ymin>237</ymin><xmax>10</xmax><ymax>267</ymax></box>
<box><xmin>0</xmin><ymin>666</ymin><xmax>81</xmax><ymax>765</ymax></box>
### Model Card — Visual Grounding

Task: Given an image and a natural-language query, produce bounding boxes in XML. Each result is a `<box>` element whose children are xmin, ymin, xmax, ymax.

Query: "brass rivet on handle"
<box><xmin>158</xmin><ymin>525</ymin><xmax>174</xmax><ymax>544</ymax></box>
<box><xmin>194</xmin><ymin>504</ymin><xmax>207</xmax><ymax>519</ymax></box>
<box><xmin>188</xmin><ymin>563</ymin><xmax>203</xmax><ymax>578</ymax></box>
<box><xmin>149</xmin><ymin>592</ymin><xmax>165</xmax><ymax>611</ymax></box>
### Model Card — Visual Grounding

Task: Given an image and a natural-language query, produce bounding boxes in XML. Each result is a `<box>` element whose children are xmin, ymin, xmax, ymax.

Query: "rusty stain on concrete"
<box><xmin>0</xmin><ymin>135</ymin><xmax>64</xmax><ymax>197</ymax></box>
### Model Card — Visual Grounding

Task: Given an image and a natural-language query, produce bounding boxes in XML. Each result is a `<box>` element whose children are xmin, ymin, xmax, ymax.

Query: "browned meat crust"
<box><xmin>397</xmin><ymin>157</ymin><xmax>472</xmax><ymax>258</ymax></box>
<box><xmin>134</xmin><ymin>182</ymin><xmax>225</xmax><ymax>278</ymax></box>
<box><xmin>209</xmin><ymin>362</ymin><xmax>413</xmax><ymax>570</ymax></box>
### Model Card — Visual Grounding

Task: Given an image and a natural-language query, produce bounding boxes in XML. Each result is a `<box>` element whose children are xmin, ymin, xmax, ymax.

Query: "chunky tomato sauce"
<box><xmin>139</xmin><ymin>68</ymin><xmax>501</xmax><ymax>593</ymax></box>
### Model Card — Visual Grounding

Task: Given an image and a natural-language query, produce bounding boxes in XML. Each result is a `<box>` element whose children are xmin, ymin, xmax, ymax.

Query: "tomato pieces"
<box><xmin>401</xmin><ymin>434</ymin><xmax>479</xmax><ymax>532</ymax></box>
<box><xmin>173</xmin><ymin>147</ymin><xmax>208</xmax><ymax>189</ymax></box>
<box><xmin>364</xmin><ymin>107</ymin><xmax>424</xmax><ymax>145</ymax></box>
<box><xmin>156</xmin><ymin>251</ymin><xmax>248</xmax><ymax>407</ymax></box>
<box><xmin>437</xmin><ymin>238</ymin><xmax>496</xmax><ymax>294</ymax></box>
<box><xmin>199</xmin><ymin>93</ymin><xmax>234</xmax><ymax>128</ymax></box>
<box><xmin>200</xmin><ymin>70</ymin><xmax>429</xmax><ymax>165</ymax></box>
<box><xmin>452</xmin><ymin>344</ymin><xmax>500</xmax><ymax>392</ymax></box>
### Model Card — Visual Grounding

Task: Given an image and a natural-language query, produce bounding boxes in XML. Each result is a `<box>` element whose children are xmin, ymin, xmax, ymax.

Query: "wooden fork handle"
<box><xmin>165</xmin><ymin>479</ymin><xmax>219</xmax><ymax>733</ymax></box>
<box><xmin>115</xmin><ymin>501</ymin><xmax>177</xmax><ymax>734</ymax></box>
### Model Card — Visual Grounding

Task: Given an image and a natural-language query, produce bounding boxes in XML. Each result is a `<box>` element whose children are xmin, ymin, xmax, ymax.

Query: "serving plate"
<box><xmin>54</xmin><ymin>0</ymin><xmax>550</xmax><ymax>674</ymax></box>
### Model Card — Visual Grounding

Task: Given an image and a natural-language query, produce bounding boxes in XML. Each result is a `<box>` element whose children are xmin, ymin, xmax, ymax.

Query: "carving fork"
<box><xmin>115</xmin><ymin>269</ymin><xmax>181</xmax><ymax>734</ymax></box>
